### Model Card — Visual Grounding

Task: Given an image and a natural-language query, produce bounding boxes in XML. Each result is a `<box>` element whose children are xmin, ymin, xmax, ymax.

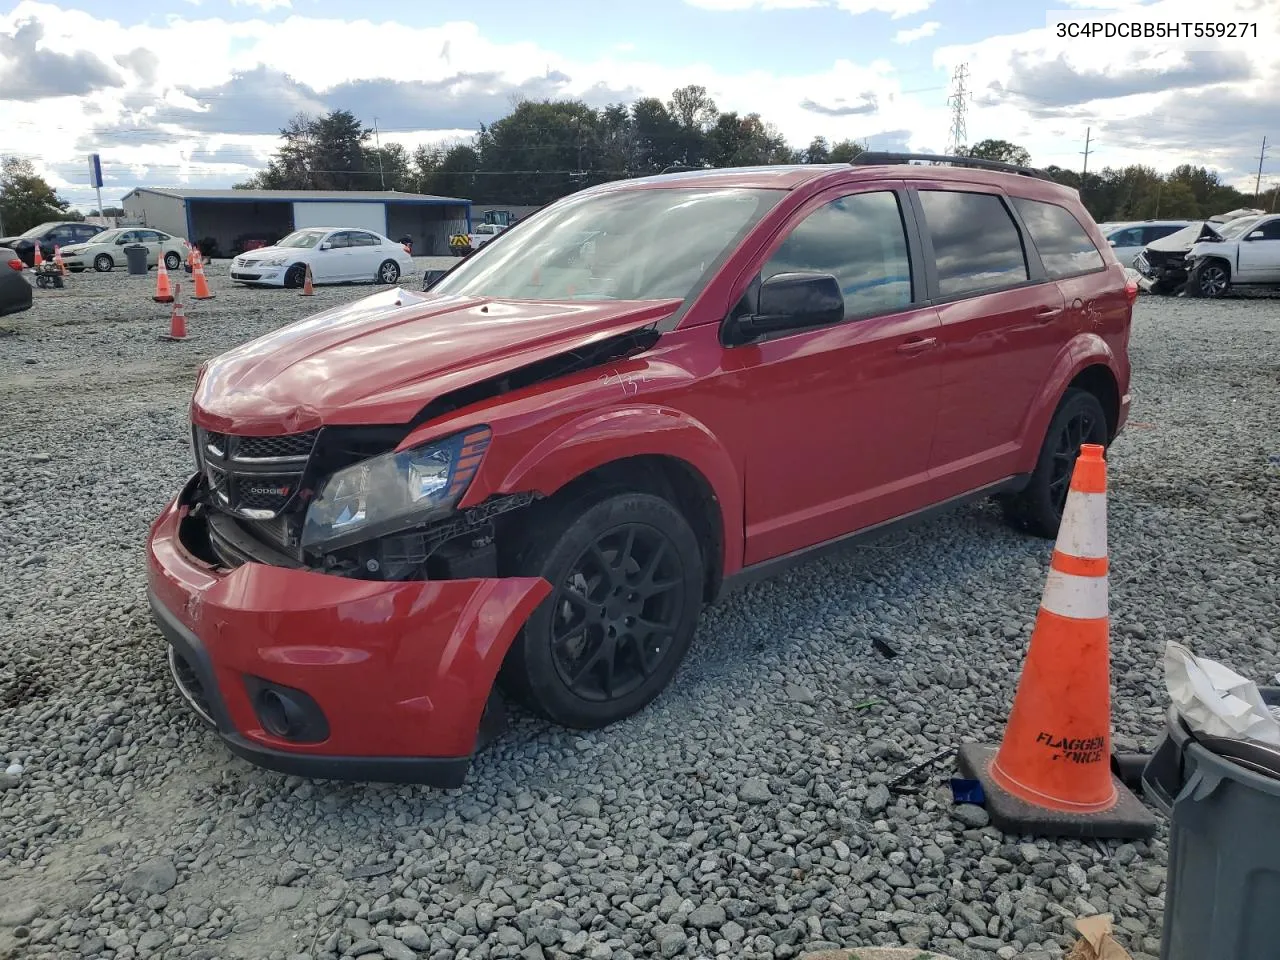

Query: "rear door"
<box><xmin>911</xmin><ymin>185</ymin><xmax>1066</xmax><ymax>499</ymax></box>
<box><xmin>723</xmin><ymin>183</ymin><xmax>945</xmax><ymax>564</ymax></box>
<box><xmin>1235</xmin><ymin>217</ymin><xmax>1280</xmax><ymax>282</ymax></box>
<box><xmin>349</xmin><ymin>231</ymin><xmax>383</xmax><ymax>278</ymax></box>
<box><xmin>137</xmin><ymin>230</ymin><xmax>166</xmax><ymax>266</ymax></box>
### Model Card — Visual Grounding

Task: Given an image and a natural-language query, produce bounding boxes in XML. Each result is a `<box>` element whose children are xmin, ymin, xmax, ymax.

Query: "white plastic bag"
<box><xmin>1164</xmin><ymin>641</ymin><xmax>1280</xmax><ymax>747</ymax></box>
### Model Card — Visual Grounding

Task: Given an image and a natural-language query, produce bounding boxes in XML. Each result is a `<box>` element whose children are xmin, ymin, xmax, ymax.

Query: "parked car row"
<box><xmin>0</xmin><ymin>221</ymin><xmax>108</xmax><ymax>267</ymax></box>
<box><xmin>60</xmin><ymin>228</ymin><xmax>189</xmax><ymax>272</ymax></box>
<box><xmin>1134</xmin><ymin>214</ymin><xmax>1280</xmax><ymax>297</ymax></box>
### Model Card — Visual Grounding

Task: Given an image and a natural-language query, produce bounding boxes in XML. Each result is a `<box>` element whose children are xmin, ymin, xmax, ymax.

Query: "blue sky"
<box><xmin>1</xmin><ymin>0</ymin><xmax>1275</xmax><ymax>208</ymax></box>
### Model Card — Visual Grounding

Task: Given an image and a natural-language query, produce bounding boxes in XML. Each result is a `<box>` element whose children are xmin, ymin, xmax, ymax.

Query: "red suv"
<box><xmin>147</xmin><ymin>153</ymin><xmax>1134</xmax><ymax>787</ymax></box>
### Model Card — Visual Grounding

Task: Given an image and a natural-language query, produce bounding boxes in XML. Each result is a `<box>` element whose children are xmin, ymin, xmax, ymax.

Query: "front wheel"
<box><xmin>1189</xmin><ymin>260</ymin><xmax>1230</xmax><ymax>298</ymax></box>
<box><xmin>377</xmin><ymin>260</ymin><xmax>400</xmax><ymax>284</ymax></box>
<box><xmin>500</xmin><ymin>490</ymin><xmax>705</xmax><ymax>729</ymax></box>
<box><xmin>999</xmin><ymin>388</ymin><xmax>1109</xmax><ymax>538</ymax></box>
<box><xmin>284</xmin><ymin>263</ymin><xmax>307</xmax><ymax>289</ymax></box>
<box><xmin>93</xmin><ymin>254</ymin><xmax>114</xmax><ymax>273</ymax></box>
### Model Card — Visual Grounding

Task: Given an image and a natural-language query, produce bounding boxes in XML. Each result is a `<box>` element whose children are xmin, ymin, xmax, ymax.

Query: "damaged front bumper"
<box><xmin>146</xmin><ymin>474</ymin><xmax>551</xmax><ymax>786</ymax></box>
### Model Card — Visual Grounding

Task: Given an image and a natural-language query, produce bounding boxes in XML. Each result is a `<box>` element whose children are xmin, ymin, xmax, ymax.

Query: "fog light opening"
<box><xmin>257</xmin><ymin>688</ymin><xmax>303</xmax><ymax>739</ymax></box>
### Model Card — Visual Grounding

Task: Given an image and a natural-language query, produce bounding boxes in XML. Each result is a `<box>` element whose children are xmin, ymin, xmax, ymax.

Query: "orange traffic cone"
<box><xmin>53</xmin><ymin>245</ymin><xmax>67</xmax><ymax>275</ymax></box>
<box><xmin>154</xmin><ymin>259</ymin><xmax>174</xmax><ymax>303</ymax></box>
<box><xmin>33</xmin><ymin>244</ymin><xmax>44</xmax><ymax>267</ymax></box>
<box><xmin>192</xmin><ymin>257</ymin><xmax>215</xmax><ymax>300</ymax></box>
<box><xmin>162</xmin><ymin>284</ymin><xmax>187</xmax><ymax>340</ymax></box>
<box><xmin>299</xmin><ymin>263</ymin><xmax>314</xmax><ymax>296</ymax></box>
<box><xmin>956</xmin><ymin>444</ymin><xmax>1156</xmax><ymax>839</ymax></box>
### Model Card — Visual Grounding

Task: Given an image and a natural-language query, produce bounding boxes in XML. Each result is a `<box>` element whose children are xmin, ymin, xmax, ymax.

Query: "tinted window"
<box><xmin>1142</xmin><ymin>224</ymin><xmax>1184</xmax><ymax>244</ymax></box>
<box><xmin>351</xmin><ymin>232</ymin><xmax>378</xmax><ymax>246</ymax></box>
<box><xmin>1010</xmin><ymin>197</ymin><xmax>1104</xmax><ymax>278</ymax></box>
<box><xmin>327</xmin><ymin>232</ymin><xmax>351</xmax><ymax>248</ymax></box>
<box><xmin>1108</xmin><ymin>227</ymin><xmax>1144</xmax><ymax>247</ymax></box>
<box><xmin>920</xmin><ymin>191</ymin><xmax>1028</xmax><ymax>295</ymax></box>
<box><xmin>1256</xmin><ymin>219</ymin><xmax>1280</xmax><ymax>240</ymax></box>
<box><xmin>77</xmin><ymin>225</ymin><xmax>102</xmax><ymax>241</ymax></box>
<box><xmin>762</xmin><ymin>191</ymin><xmax>913</xmax><ymax>318</ymax></box>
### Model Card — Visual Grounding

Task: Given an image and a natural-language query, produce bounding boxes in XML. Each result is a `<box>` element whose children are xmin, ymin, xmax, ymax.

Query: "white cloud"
<box><xmin>894</xmin><ymin>20</ymin><xmax>940</xmax><ymax>43</ymax></box>
<box><xmin>685</xmin><ymin>0</ymin><xmax>932</xmax><ymax>15</ymax></box>
<box><xmin>230</xmin><ymin>0</ymin><xmax>291</xmax><ymax>10</ymax></box>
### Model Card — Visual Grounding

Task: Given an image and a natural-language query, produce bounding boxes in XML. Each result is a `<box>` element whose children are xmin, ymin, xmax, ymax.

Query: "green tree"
<box><xmin>803</xmin><ymin>136</ymin><xmax>831</xmax><ymax>164</ymax></box>
<box><xmin>964</xmin><ymin>139</ymin><xmax>1031</xmax><ymax>166</ymax></box>
<box><xmin>235</xmin><ymin>110</ymin><xmax>373</xmax><ymax>190</ymax></box>
<box><xmin>828</xmin><ymin>139</ymin><xmax>865</xmax><ymax>163</ymax></box>
<box><xmin>0</xmin><ymin>157</ymin><xmax>71</xmax><ymax>234</ymax></box>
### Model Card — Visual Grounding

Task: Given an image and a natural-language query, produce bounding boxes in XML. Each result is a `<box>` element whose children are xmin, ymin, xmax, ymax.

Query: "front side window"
<box><xmin>761</xmin><ymin>190</ymin><xmax>913</xmax><ymax>319</ymax></box>
<box><xmin>1254</xmin><ymin>219</ymin><xmax>1280</xmax><ymax>240</ymax></box>
<box><xmin>1011</xmin><ymin>197</ymin><xmax>1105</xmax><ymax>278</ymax></box>
<box><xmin>428</xmin><ymin>186</ymin><xmax>782</xmax><ymax>302</ymax></box>
<box><xmin>327</xmin><ymin>232</ymin><xmax>352</xmax><ymax>249</ymax></box>
<box><xmin>1108</xmin><ymin>227</ymin><xmax>1145</xmax><ymax>247</ymax></box>
<box><xmin>919</xmin><ymin>190</ymin><xmax>1029</xmax><ymax>297</ymax></box>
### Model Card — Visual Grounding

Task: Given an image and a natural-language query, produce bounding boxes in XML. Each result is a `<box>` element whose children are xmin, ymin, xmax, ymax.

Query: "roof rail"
<box><xmin>851</xmin><ymin>151</ymin><xmax>1056</xmax><ymax>182</ymax></box>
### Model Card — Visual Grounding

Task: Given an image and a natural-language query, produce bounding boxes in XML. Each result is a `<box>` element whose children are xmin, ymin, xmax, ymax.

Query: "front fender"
<box><xmin>495</xmin><ymin>404</ymin><xmax>744</xmax><ymax>577</ymax></box>
<box><xmin>1016</xmin><ymin>334</ymin><xmax>1120</xmax><ymax>474</ymax></box>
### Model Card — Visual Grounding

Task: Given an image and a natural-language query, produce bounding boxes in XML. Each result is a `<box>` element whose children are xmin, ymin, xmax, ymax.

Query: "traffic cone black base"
<box><xmin>956</xmin><ymin>745</ymin><xmax>1156</xmax><ymax>840</ymax></box>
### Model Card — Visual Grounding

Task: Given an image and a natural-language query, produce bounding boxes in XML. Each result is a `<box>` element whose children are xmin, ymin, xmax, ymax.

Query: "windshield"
<box><xmin>92</xmin><ymin>229</ymin><xmax>124</xmax><ymax>243</ymax></box>
<box><xmin>19</xmin><ymin>222</ymin><xmax>58</xmax><ymax>238</ymax></box>
<box><xmin>277</xmin><ymin>230</ymin><xmax>327</xmax><ymax>249</ymax></box>
<box><xmin>1218</xmin><ymin>216</ymin><xmax>1261</xmax><ymax>239</ymax></box>
<box><xmin>429</xmin><ymin>186</ymin><xmax>782</xmax><ymax>301</ymax></box>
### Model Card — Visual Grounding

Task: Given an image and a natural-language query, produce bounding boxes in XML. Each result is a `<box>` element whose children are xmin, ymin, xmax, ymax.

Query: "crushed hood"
<box><xmin>1147</xmin><ymin>221</ymin><xmax>1222</xmax><ymax>253</ymax></box>
<box><xmin>191</xmin><ymin>287</ymin><xmax>678</xmax><ymax>433</ymax></box>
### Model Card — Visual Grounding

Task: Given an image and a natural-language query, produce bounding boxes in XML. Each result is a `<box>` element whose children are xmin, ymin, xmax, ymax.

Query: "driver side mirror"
<box><xmin>116</xmin><ymin>237</ymin><xmax>129</xmax><ymax>245</ymax></box>
<box><xmin>319</xmin><ymin>242</ymin><xmax>332</xmax><ymax>250</ymax></box>
<box><xmin>1107</xmin><ymin>239</ymin><xmax>1117</xmax><ymax>246</ymax></box>
<box><xmin>726</xmin><ymin>272</ymin><xmax>845</xmax><ymax>345</ymax></box>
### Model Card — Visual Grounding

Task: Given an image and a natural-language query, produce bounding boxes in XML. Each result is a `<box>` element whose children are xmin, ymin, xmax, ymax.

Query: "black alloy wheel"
<box><xmin>500</xmin><ymin>489</ymin><xmax>704</xmax><ymax>729</ymax></box>
<box><xmin>1194</xmin><ymin>261</ymin><xmax>1230</xmax><ymax>298</ymax></box>
<box><xmin>998</xmin><ymin>388</ymin><xmax>1109</xmax><ymax>539</ymax></box>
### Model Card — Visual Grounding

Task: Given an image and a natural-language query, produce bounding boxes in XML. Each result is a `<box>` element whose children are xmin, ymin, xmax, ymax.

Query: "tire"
<box><xmin>93</xmin><ymin>254</ymin><xmax>114</xmax><ymax>273</ymax></box>
<box><xmin>500</xmin><ymin>489</ymin><xmax>705</xmax><ymax>729</ymax></box>
<box><xmin>1189</xmin><ymin>259</ymin><xmax>1230</xmax><ymax>298</ymax></box>
<box><xmin>999</xmin><ymin>388</ymin><xmax>1109</xmax><ymax>539</ymax></box>
<box><xmin>284</xmin><ymin>263</ymin><xmax>307</xmax><ymax>289</ymax></box>
<box><xmin>377</xmin><ymin>259</ymin><xmax>400</xmax><ymax>284</ymax></box>
<box><xmin>164</xmin><ymin>251</ymin><xmax>182</xmax><ymax>271</ymax></box>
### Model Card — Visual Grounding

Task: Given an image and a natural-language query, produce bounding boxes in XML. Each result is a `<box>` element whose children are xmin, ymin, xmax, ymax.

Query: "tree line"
<box><xmin>0</xmin><ymin>84</ymin><xmax>1268</xmax><ymax>235</ymax></box>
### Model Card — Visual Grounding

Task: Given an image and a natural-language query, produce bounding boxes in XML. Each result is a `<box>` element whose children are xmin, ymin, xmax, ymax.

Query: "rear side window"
<box><xmin>1142</xmin><ymin>224</ymin><xmax>1184</xmax><ymax>244</ymax></box>
<box><xmin>1011</xmin><ymin>197</ymin><xmax>1104</xmax><ymax>278</ymax></box>
<box><xmin>918</xmin><ymin>190</ymin><xmax>1028</xmax><ymax>297</ymax></box>
<box><xmin>762</xmin><ymin>190</ymin><xmax>913</xmax><ymax>319</ymax></box>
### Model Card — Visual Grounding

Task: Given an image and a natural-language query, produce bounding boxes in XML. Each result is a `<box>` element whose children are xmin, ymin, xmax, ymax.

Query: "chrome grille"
<box><xmin>194</xmin><ymin>426</ymin><xmax>318</xmax><ymax>519</ymax></box>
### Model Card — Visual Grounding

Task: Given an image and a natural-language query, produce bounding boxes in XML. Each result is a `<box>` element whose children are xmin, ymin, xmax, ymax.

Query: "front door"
<box><xmin>314</xmin><ymin>231</ymin><xmax>354</xmax><ymax>282</ymax></box>
<box><xmin>911</xmin><ymin>186</ymin><xmax>1068</xmax><ymax>499</ymax></box>
<box><xmin>1236</xmin><ymin>218</ymin><xmax>1280</xmax><ymax>282</ymax></box>
<box><xmin>722</xmin><ymin>185</ymin><xmax>944</xmax><ymax>566</ymax></box>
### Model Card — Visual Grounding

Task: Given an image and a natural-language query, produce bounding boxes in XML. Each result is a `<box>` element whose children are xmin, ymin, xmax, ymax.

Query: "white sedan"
<box><xmin>229</xmin><ymin>228</ymin><xmax>414</xmax><ymax>288</ymax></box>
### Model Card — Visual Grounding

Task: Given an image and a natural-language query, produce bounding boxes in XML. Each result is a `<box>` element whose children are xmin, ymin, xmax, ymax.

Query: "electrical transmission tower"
<box><xmin>946</xmin><ymin>63</ymin><xmax>971</xmax><ymax>156</ymax></box>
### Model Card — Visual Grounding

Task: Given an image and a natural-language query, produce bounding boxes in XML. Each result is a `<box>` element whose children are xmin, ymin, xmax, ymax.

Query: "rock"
<box><xmin>379</xmin><ymin>936</ymin><xmax>420</xmax><ymax>960</ymax></box>
<box><xmin>653</xmin><ymin>924</ymin><xmax>687</xmax><ymax>958</ymax></box>
<box><xmin>571</xmin><ymin>797</ymin><xmax>601</xmax><ymax>818</ymax></box>
<box><xmin>276</xmin><ymin>863</ymin><xmax>306</xmax><ymax>887</ymax></box>
<box><xmin>784</xmin><ymin>684</ymin><xmax>816</xmax><ymax>704</ymax></box>
<box><xmin>399</xmin><ymin>924</ymin><xmax>431</xmax><ymax>950</ymax></box>
<box><xmin>121</xmin><ymin>858</ymin><xmax>178</xmax><ymax>896</ymax></box>
<box><xmin>0</xmin><ymin>902</ymin><xmax>40</xmax><ymax>926</ymax></box>
<box><xmin>393</xmin><ymin>898</ymin><xmax>421</xmax><ymax>921</ymax></box>
<box><xmin>270</xmin><ymin>887</ymin><xmax>304</xmax><ymax>910</ymax></box>
<box><xmin>952</xmin><ymin>805</ymin><xmax>990</xmax><ymax>828</ymax></box>
<box><xmin>865</xmin><ymin>783</ymin><xmax>891</xmax><ymax>815</ymax></box>
<box><xmin>688</xmin><ymin>904</ymin><xmax>726</xmax><ymax>929</ymax></box>
<box><xmin>738</xmin><ymin>779</ymin><xmax>773</xmax><ymax>804</ymax></box>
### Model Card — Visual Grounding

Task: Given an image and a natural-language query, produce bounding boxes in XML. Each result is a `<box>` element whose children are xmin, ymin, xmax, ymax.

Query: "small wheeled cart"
<box><xmin>32</xmin><ymin>263</ymin><xmax>65</xmax><ymax>289</ymax></box>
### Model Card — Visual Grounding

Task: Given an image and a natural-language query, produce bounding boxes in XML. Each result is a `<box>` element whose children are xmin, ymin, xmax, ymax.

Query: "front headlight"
<box><xmin>259</xmin><ymin>255</ymin><xmax>288</xmax><ymax>267</ymax></box>
<box><xmin>300</xmin><ymin>427</ymin><xmax>491</xmax><ymax>551</ymax></box>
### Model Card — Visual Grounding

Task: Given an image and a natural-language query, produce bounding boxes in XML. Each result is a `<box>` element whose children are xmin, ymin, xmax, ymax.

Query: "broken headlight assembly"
<box><xmin>300</xmin><ymin>426</ymin><xmax>491</xmax><ymax>553</ymax></box>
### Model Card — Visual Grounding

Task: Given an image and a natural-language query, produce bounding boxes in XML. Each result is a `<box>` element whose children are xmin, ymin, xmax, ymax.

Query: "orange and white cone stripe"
<box><xmin>989</xmin><ymin>442</ymin><xmax>1116</xmax><ymax>814</ymax></box>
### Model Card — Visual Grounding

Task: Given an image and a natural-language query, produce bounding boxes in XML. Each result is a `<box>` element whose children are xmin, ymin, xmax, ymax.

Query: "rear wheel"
<box><xmin>999</xmin><ymin>388</ymin><xmax>1109</xmax><ymax>538</ymax></box>
<box><xmin>164</xmin><ymin>251</ymin><xmax>182</xmax><ymax>271</ymax></box>
<box><xmin>377</xmin><ymin>259</ymin><xmax>400</xmax><ymax>284</ymax></box>
<box><xmin>93</xmin><ymin>254</ymin><xmax>114</xmax><ymax>273</ymax></box>
<box><xmin>500</xmin><ymin>489</ymin><xmax>704</xmax><ymax>729</ymax></box>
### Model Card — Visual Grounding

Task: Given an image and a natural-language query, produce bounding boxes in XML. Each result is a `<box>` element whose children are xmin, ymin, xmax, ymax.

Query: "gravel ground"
<box><xmin>0</xmin><ymin>266</ymin><xmax>1277</xmax><ymax>960</ymax></box>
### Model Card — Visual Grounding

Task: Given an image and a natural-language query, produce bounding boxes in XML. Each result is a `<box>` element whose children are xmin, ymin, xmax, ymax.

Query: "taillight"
<box><xmin>6</xmin><ymin>258</ymin><xmax>22</xmax><ymax>271</ymax></box>
<box><xmin>1124</xmin><ymin>278</ymin><xmax>1139</xmax><ymax>304</ymax></box>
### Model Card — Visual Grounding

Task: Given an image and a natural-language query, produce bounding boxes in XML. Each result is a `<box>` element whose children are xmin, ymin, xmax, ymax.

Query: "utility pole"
<box><xmin>1081</xmin><ymin>127</ymin><xmax>1092</xmax><ymax>177</ymax></box>
<box><xmin>945</xmin><ymin>63</ymin><xmax>970</xmax><ymax>156</ymax></box>
<box><xmin>1255</xmin><ymin>136</ymin><xmax>1268</xmax><ymax>199</ymax></box>
<box><xmin>373</xmin><ymin>118</ymin><xmax>386</xmax><ymax>190</ymax></box>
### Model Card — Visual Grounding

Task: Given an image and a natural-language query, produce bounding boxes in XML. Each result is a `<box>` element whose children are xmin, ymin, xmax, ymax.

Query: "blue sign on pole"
<box><xmin>88</xmin><ymin>154</ymin><xmax>103</xmax><ymax>189</ymax></box>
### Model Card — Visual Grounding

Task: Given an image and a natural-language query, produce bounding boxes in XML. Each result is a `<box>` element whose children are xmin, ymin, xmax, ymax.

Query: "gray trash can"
<box><xmin>1142</xmin><ymin>687</ymin><xmax>1280</xmax><ymax>960</ymax></box>
<box><xmin>125</xmin><ymin>244</ymin><xmax>149</xmax><ymax>275</ymax></box>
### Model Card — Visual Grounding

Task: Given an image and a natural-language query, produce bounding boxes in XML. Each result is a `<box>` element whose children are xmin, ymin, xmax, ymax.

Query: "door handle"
<box><xmin>896</xmin><ymin>336</ymin><xmax>937</xmax><ymax>354</ymax></box>
<box><xmin>1035</xmin><ymin>306</ymin><xmax>1063</xmax><ymax>323</ymax></box>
